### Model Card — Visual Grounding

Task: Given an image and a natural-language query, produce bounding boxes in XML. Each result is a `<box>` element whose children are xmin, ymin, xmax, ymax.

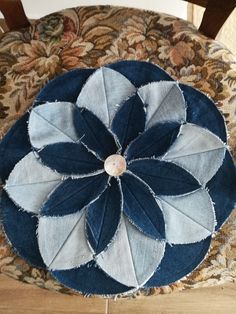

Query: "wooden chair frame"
<box><xmin>0</xmin><ymin>0</ymin><xmax>235</xmax><ymax>38</ymax></box>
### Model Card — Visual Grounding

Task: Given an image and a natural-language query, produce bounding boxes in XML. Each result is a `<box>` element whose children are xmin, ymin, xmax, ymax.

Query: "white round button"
<box><xmin>104</xmin><ymin>154</ymin><xmax>127</xmax><ymax>176</ymax></box>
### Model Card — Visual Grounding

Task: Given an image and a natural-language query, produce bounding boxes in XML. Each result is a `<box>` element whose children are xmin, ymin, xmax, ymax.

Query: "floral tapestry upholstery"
<box><xmin>0</xmin><ymin>5</ymin><xmax>236</xmax><ymax>297</ymax></box>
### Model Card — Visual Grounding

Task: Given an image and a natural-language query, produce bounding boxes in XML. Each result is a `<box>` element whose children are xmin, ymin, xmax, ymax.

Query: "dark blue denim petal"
<box><xmin>0</xmin><ymin>190</ymin><xmax>45</xmax><ymax>268</ymax></box>
<box><xmin>38</xmin><ymin>142</ymin><xmax>103</xmax><ymax>176</ymax></box>
<box><xmin>128</xmin><ymin>159</ymin><xmax>201</xmax><ymax>195</ymax></box>
<box><xmin>0</xmin><ymin>113</ymin><xmax>31</xmax><ymax>182</ymax></box>
<box><xmin>107</xmin><ymin>60</ymin><xmax>173</xmax><ymax>87</ymax></box>
<box><xmin>207</xmin><ymin>151</ymin><xmax>236</xmax><ymax>230</ymax></box>
<box><xmin>125</xmin><ymin>122</ymin><xmax>180</xmax><ymax>160</ymax></box>
<box><xmin>111</xmin><ymin>94</ymin><xmax>145</xmax><ymax>152</ymax></box>
<box><xmin>120</xmin><ymin>173</ymin><xmax>165</xmax><ymax>240</ymax></box>
<box><xmin>74</xmin><ymin>108</ymin><xmax>118</xmax><ymax>160</ymax></box>
<box><xmin>41</xmin><ymin>173</ymin><xmax>108</xmax><ymax>217</ymax></box>
<box><xmin>145</xmin><ymin>236</ymin><xmax>211</xmax><ymax>287</ymax></box>
<box><xmin>180</xmin><ymin>83</ymin><xmax>227</xmax><ymax>142</ymax></box>
<box><xmin>35</xmin><ymin>68</ymin><xmax>95</xmax><ymax>105</ymax></box>
<box><xmin>86</xmin><ymin>178</ymin><xmax>121</xmax><ymax>254</ymax></box>
<box><xmin>52</xmin><ymin>261</ymin><xmax>132</xmax><ymax>295</ymax></box>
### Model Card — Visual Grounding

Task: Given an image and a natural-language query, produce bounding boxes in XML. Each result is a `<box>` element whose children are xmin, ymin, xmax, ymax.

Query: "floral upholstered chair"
<box><xmin>0</xmin><ymin>0</ymin><xmax>236</xmax><ymax>296</ymax></box>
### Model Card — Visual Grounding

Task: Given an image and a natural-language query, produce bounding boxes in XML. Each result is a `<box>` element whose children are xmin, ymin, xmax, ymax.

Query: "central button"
<box><xmin>104</xmin><ymin>154</ymin><xmax>127</xmax><ymax>176</ymax></box>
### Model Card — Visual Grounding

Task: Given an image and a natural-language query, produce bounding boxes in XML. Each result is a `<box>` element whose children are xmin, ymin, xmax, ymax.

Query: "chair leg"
<box><xmin>199</xmin><ymin>0</ymin><xmax>235</xmax><ymax>38</ymax></box>
<box><xmin>0</xmin><ymin>0</ymin><xmax>30</xmax><ymax>31</ymax></box>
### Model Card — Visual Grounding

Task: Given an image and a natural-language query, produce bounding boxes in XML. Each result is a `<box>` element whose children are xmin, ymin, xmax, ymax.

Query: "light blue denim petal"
<box><xmin>28</xmin><ymin>102</ymin><xmax>79</xmax><ymax>149</ymax></box>
<box><xmin>38</xmin><ymin>210</ymin><xmax>93</xmax><ymax>270</ymax></box>
<box><xmin>159</xmin><ymin>189</ymin><xmax>216</xmax><ymax>245</ymax></box>
<box><xmin>76</xmin><ymin>67</ymin><xmax>136</xmax><ymax>127</ymax></box>
<box><xmin>163</xmin><ymin>123</ymin><xmax>226</xmax><ymax>185</ymax></box>
<box><xmin>96</xmin><ymin>215</ymin><xmax>165</xmax><ymax>288</ymax></box>
<box><xmin>4</xmin><ymin>152</ymin><xmax>62</xmax><ymax>214</ymax></box>
<box><xmin>138</xmin><ymin>82</ymin><xmax>186</xmax><ymax>129</ymax></box>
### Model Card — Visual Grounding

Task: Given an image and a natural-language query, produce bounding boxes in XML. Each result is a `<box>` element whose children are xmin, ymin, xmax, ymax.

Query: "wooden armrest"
<box><xmin>0</xmin><ymin>0</ymin><xmax>235</xmax><ymax>38</ymax></box>
<box><xmin>184</xmin><ymin>0</ymin><xmax>236</xmax><ymax>38</ymax></box>
<box><xmin>0</xmin><ymin>0</ymin><xmax>30</xmax><ymax>31</ymax></box>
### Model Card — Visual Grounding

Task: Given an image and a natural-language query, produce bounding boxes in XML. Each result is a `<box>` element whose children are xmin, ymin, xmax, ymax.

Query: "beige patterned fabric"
<box><xmin>0</xmin><ymin>5</ymin><xmax>236</xmax><ymax>297</ymax></box>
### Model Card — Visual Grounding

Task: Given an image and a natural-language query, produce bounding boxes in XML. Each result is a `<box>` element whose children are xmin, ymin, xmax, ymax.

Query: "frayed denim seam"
<box><xmin>0</xmin><ymin>189</ymin><xmax>45</xmax><ymax>269</ymax></box>
<box><xmin>137</xmin><ymin>81</ymin><xmax>187</xmax><ymax>129</ymax></box>
<box><xmin>76</xmin><ymin>66</ymin><xmax>137</xmax><ymax>128</ymax></box>
<box><xmin>119</xmin><ymin>173</ymin><xmax>165</xmax><ymax>240</ymax></box>
<box><xmin>124</xmin><ymin>169</ymin><xmax>217</xmax><ymax>244</ymax></box>
<box><xmin>162</xmin><ymin>122</ymin><xmax>227</xmax><ymax>187</ymax></box>
<box><xmin>1</xmin><ymin>60</ymin><xmax>234</xmax><ymax>296</ymax></box>
<box><xmin>87</xmin><ymin>176</ymin><xmax>123</xmax><ymax>256</ymax></box>
<box><xmin>36</xmin><ymin>178</ymin><xmax>109</xmax><ymax>270</ymax></box>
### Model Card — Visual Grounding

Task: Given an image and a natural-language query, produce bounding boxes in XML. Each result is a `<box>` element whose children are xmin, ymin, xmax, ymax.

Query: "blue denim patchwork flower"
<box><xmin>1</xmin><ymin>61</ymin><xmax>236</xmax><ymax>295</ymax></box>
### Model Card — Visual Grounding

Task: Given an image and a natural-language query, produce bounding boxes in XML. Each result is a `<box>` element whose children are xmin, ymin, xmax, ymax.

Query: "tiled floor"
<box><xmin>0</xmin><ymin>274</ymin><xmax>236</xmax><ymax>313</ymax></box>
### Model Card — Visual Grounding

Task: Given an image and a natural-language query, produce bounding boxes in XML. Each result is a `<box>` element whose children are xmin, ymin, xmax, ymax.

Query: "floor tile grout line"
<box><xmin>105</xmin><ymin>299</ymin><xmax>109</xmax><ymax>314</ymax></box>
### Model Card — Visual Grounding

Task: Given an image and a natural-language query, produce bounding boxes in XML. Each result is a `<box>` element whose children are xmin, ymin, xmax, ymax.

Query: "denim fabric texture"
<box><xmin>41</xmin><ymin>174</ymin><xmax>109</xmax><ymax>217</ymax></box>
<box><xmin>0</xmin><ymin>191</ymin><xmax>45</xmax><ymax>268</ymax></box>
<box><xmin>181</xmin><ymin>83</ymin><xmax>227</xmax><ymax>142</ymax></box>
<box><xmin>0</xmin><ymin>60</ymin><xmax>236</xmax><ymax>296</ymax></box>
<box><xmin>145</xmin><ymin>237</ymin><xmax>212</xmax><ymax>287</ymax></box>
<box><xmin>86</xmin><ymin>177</ymin><xmax>122</xmax><ymax>254</ymax></box>
<box><xmin>38</xmin><ymin>142</ymin><xmax>104</xmax><ymax>175</ymax></box>
<box><xmin>111</xmin><ymin>94</ymin><xmax>146</xmax><ymax>152</ymax></box>
<box><xmin>73</xmin><ymin>107</ymin><xmax>119</xmax><ymax>159</ymax></box>
<box><xmin>0</xmin><ymin>113</ymin><xmax>31</xmax><ymax>181</ymax></box>
<box><xmin>125</xmin><ymin>121</ymin><xmax>180</xmax><ymax>160</ymax></box>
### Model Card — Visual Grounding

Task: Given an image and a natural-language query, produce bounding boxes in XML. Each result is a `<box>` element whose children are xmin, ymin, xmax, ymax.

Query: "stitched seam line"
<box><xmin>6</xmin><ymin>179</ymin><xmax>61</xmax><ymax>188</ymax></box>
<box><xmin>120</xmin><ymin>101</ymin><xmax>134</xmax><ymax>149</ymax></box>
<box><xmin>160</xmin><ymin>196</ymin><xmax>213</xmax><ymax>232</ymax></box>
<box><xmin>122</xmin><ymin>180</ymin><xmax>162</xmax><ymax>238</ymax></box>
<box><xmin>96</xmin><ymin>188</ymin><xmax>110</xmax><ymax>250</ymax></box>
<box><xmin>101</xmin><ymin>68</ymin><xmax>110</xmax><ymax>124</ymax></box>
<box><xmin>132</xmin><ymin>126</ymin><xmax>178</xmax><ymax>157</ymax></box>
<box><xmin>147</xmin><ymin>84</ymin><xmax>176</xmax><ymax>128</ymax></box>
<box><xmin>48</xmin><ymin>213</ymin><xmax>83</xmax><ymax>268</ymax></box>
<box><xmin>48</xmin><ymin>176</ymin><xmax>104</xmax><ymax>211</ymax></box>
<box><xmin>32</xmin><ymin>109</ymin><xmax>76</xmax><ymax>142</ymax></box>
<box><xmin>81</xmin><ymin>112</ymin><xmax>111</xmax><ymax>157</ymax></box>
<box><xmin>124</xmin><ymin>217</ymin><xmax>139</xmax><ymax>287</ymax></box>
<box><xmin>166</xmin><ymin>146</ymin><xmax>225</xmax><ymax>159</ymax></box>
<box><xmin>132</xmin><ymin>168</ymin><xmax>199</xmax><ymax>188</ymax></box>
<box><xmin>41</xmin><ymin>150</ymin><xmax>101</xmax><ymax>166</ymax></box>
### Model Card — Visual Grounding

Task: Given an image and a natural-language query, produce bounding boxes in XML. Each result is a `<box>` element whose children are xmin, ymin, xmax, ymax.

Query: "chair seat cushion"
<box><xmin>0</xmin><ymin>5</ymin><xmax>235</xmax><ymax>297</ymax></box>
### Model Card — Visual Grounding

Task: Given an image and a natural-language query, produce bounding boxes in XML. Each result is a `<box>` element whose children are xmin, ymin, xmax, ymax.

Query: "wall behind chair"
<box><xmin>20</xmin><ymin>0</ymin><xmax>187</xmax><ymax>19</ymax></box>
